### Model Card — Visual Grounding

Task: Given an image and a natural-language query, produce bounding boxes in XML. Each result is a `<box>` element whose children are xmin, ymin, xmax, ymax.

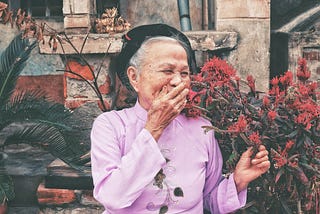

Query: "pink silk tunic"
<box><xmin>90</xmin><ymin>101</ymin><xmax>247</xmax><ymax>214</ymax></box>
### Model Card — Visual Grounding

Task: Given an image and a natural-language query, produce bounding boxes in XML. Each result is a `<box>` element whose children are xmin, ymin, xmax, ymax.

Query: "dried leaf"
<box><xmin>0</xmin><ymin>2</ymin><xmax>8</xmax><ymax>11</ymax></box>
<box><xmin>53</xmin><ymin>38</ymin><xmax>58</xmax><ymax>52</ymax></box>
<box><xmin>2</xmin><ymin>10</ymin><xmax>12</xmax><ymax>24</ymax></box>
<box><xmin>15</xmin><ymin>12</ymin><xmax>25</xmax><ymax>30</ymax></box>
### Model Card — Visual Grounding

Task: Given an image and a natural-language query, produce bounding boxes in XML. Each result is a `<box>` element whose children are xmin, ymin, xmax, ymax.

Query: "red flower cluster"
<box><xmin>184</xmin><ymin>56</ymin><xmax>320</xmax><ymax>213</ymax></box>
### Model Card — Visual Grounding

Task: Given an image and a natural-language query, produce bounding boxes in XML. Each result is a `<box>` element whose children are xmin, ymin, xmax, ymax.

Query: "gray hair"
<box><xmin>128</xmin><ymin>36</ymin><xmax>186</xmax><ymax>72</ymax></box>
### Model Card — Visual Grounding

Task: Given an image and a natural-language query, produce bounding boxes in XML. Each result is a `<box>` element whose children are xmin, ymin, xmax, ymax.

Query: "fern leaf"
<box><xmin>0</xmin><ymin>34</ymin><xmax>36</xmax><ymax>104</ymax></box>
<box><xmin>2</xmin><ymin>123</ymin><xmax>88</xmax><ymax>171</ymax></box>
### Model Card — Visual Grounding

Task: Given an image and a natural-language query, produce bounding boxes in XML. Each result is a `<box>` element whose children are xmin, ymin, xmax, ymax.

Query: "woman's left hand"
<box><xmin>233</xmin><ymin>145</ymin><xmax>270</xmax><ymax>193</ymax></box>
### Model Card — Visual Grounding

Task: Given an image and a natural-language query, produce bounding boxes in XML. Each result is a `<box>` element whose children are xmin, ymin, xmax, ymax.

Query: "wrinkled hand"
<box><xmin>145</xmin><ymin>83</ymin><xmax>189</xmax><ymax>141</ymax></box>
<box><xmin>234</xmin><ymin>145</ymin><xmax>270</xmax><ymax>192</ymax></box>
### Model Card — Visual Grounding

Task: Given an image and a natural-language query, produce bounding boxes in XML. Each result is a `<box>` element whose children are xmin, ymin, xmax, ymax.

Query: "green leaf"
<box><xmin>0</xmin><ymin>174</ymin><xmax>15</xmax><ymax>202</ymax></box>
<box><xmin>275</xmin><ymin>168</ymin><xmax>285</xmax><ymax>183</ymax></box>
<box><xmin>279</xmin><ymin>197</ymin><xmax>293</xmax><ymax>214</ymax></box>
<box><xmin>174</xmin><ymin>187</ymin><xmax>184</xmax><ymax>197</ymax></box>
<box><xmin>0</xmin><ymin>34</ymin><xmax>36</xmax><ymax>104</ymax></box>
<box><xmin>159</xmin><ymin>205</ymin><xmax>168</xmax><ymax>214</ymax></box>
<box><xmin>286</xmin><ymin>130</ymin><xmax>298</xmax><ymax>138</ymax></box>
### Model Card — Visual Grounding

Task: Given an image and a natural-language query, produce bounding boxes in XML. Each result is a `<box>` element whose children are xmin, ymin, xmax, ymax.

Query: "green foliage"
<box><xmin>0</xmin><ymin>34</ymin><xmax>90</xmax><ymax>203</ymax></box>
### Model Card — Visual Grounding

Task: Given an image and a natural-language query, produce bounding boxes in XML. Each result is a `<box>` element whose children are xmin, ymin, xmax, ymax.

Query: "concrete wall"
<box><xmin>120</xmin><ymin>0</ymin><xmax>203</xmax><ymax>31</ymax></box>
<box><xmin>215</xmin><ymin>0</ymin><xmax>271</xmax><ymax>91</ymax></box>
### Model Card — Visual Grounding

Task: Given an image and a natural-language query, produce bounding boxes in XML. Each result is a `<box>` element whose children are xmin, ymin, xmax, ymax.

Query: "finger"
<box><xmin>251</xmin><ymin>155</ymin><xmax>269</xmax><ymax>165</ymax></box>
<box><xmin>157</xmin><ymin>85</ymin><xmax>168</xmax><ymax>98</ymax></box>
<box><xmin>177</xmin><ymin>99</ymin><xmax>187</xmax><ymax>113</ymax></box>
<box><xmin>241</xmin><ymin>147</ymin><xmax>254</xmax><ymax>158</ymax></box>
<box><xmin>254</xmin><ymin>160</ymin><xmax>271</xmax><ymax>169</ymax></box>
<box><xmin>166</xmin><ymin>88</ymin><xmax>189</xmax><ymax>112</ymax></box>
<box><xmin>166</xmin><ymin>82</ymin><xmax>188</xmax><ymax>99</ymax></box>
<box><xmin>254</xmin><ymin>150</ymin><xmax>269</xmax><ymax>159</ymax></box>
<box><xmin>174</xmin><ymin>88</ymin><xmax>189</xmax><ymax>103</ymax></box>
<box><xmin>258</xmin><ymin>145</ymin><xmax>267</xmax><ymax>151</ymax></box>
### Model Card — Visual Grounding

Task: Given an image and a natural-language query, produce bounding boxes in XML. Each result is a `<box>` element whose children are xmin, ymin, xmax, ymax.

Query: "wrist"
<box><xmin>233</xmin><ymin>172</ymin><xmax>248</xmax><ymax>193</ymax></box>
<box><xmin>145</xmin><ymin>125</ymin><xmax>163</xmax><ymax>141</ymax></box>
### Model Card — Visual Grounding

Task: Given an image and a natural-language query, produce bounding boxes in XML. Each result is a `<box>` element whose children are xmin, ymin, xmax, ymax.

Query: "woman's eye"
<box><xmin>181</xmin><ymin>71</ymin><xmax>190</xmax><ymax>77</ymax></box>
<box><xmin>162</xmin><ymin>70</ymin><xmax>173</xmax><ymax>74</ymax></box>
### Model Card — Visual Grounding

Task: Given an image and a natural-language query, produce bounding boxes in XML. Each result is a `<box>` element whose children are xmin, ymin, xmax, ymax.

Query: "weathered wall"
<box><xmin>0</xmin><ymin>22</ymin><xmax>65</xmax><ymax>103</ymax></box>
<box><xmin>120</xmin><ymin>0</ymin><xmax>203</xmax><ymax>31</ymax></box>
<box><xmin>215</xmin><ymin>0</ymin><xmax>271</xmax><ymax>91</ymax></box>
<box><xmin>289</xmin><ymin>32</ymin><xmax>320</xmax><ymax>83</ymax></box>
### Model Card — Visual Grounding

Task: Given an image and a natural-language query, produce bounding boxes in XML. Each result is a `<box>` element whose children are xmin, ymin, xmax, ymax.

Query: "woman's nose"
<box><xmin>169</xmin><ymin>73</ymin><xmax>183</xmax><ymax>86</ymax></box>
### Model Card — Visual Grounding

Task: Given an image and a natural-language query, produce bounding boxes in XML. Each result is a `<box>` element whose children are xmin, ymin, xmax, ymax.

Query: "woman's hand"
<box><xmin>233</xmin><ymin>145</ymin><xmax>270</xmax><ymax>193</ymax></box>
<box><xmin>145</xmin><ymin>82</ymin><xmax>189</xmax><ymax>141</ymax></box>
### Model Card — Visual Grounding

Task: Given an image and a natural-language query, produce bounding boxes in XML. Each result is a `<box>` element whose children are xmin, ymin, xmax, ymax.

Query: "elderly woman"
<box><xmin>91</xmin><ymin>24</ymin><xmax>270</xmax><ymax>214</ymax></box>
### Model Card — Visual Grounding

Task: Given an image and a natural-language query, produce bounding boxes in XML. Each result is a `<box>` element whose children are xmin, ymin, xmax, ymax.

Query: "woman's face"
<box><xmin>128</xmin><ymin>41</ymin><xmax>191</xmax><ymax>110</ymax></box>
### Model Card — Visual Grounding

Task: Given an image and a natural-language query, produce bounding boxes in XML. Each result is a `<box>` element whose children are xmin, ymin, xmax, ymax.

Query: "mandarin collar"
<box><xmin>133</xmin><ymin>100</ymin><xmax>148</xmax><ymax>121</ymax></box>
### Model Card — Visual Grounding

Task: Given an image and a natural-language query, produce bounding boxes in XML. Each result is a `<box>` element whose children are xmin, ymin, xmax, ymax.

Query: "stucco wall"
<box><xmin>216</xmin><ymin>0</ymin><xmax>271</xmax><ymax>91</ymax></box>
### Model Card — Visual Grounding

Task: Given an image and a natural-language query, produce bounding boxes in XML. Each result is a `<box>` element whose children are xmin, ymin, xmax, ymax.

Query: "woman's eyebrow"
<box><xmin>158</xmin><ymin>63</ymin><xmax>189</xmax><ymax>70</ymax></box>
<box><xmin>158</xmin><ymin>63</ymin><xmax>175</xmax><ymax>68</ymax></box>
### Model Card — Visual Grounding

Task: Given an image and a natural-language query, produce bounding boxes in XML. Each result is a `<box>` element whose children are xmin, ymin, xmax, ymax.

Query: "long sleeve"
<box><xmin>203</xmin><ymin>133</ymin><xmax>247</xmax><ymax>214</ymax></box>
<box><xmin>90</xmin><ymin>112</ymin><xmax>166</xmax><ymax>211</ymax></box>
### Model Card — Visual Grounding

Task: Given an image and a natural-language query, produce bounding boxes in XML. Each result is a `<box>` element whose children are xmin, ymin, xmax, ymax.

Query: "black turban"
<box><xmin>113</xmin><ymin>23</ymin><xmax>196</xmax><ymax>91</ymax></box>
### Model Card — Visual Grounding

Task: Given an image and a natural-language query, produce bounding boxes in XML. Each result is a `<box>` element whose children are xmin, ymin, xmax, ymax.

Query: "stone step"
<box><xmin>45</xmin><ymin>159</ymin><xmax>93</xmax><ymax>190</ymax></box>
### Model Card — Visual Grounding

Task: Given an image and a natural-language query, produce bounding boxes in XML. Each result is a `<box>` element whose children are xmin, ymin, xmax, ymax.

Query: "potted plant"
<box><xmin>0</xmin><ymin>34</ymin><xmax>90</xmax><ymax>209</ymax></box>
<box><xmin>185</xmin><ymin>57</ymin><xmax>319</xmax><ymax>213</ymax></box>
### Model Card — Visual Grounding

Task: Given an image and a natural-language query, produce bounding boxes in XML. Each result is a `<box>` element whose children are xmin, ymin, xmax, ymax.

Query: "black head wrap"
<box><xmin>114</xmin><ymin>23</ymin><xmax>197</xmax><ymax>91</ymax></box>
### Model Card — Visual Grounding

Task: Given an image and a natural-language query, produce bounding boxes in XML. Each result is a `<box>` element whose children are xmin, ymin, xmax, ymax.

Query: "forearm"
<box><xmin>91</xmin><ymin>123</ymin><xmax>166</xmax><ymax>209</ymax></box>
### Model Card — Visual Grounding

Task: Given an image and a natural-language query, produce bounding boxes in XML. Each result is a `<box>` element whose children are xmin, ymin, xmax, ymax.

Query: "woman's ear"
<box><xmin>127</xmin><ymin>66</ymin><xmax>139</xmax><ymax>92</ymax></box>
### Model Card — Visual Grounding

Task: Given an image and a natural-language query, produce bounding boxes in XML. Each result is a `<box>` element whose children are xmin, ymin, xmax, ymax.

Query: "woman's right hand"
<box><xmin>145</xmin><ymin>82</ymin><xmax>189</xmax><ymax>141</ymax></box>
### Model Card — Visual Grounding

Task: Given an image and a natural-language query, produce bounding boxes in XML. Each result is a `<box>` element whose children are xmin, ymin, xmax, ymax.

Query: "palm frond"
<box><xmin>2</xmin><ymin>123</ymin><xmax>89</xmax><ymax>171</ymax></box>
<box><xmin>0</xmin><ymin>173</ymin><xmax>15</xmax><ymax>202</ymax></box>
<box><xmin>0</xmin><ymin>34</ymin><xmax>36</xmax><ymax>104</ymax></box>
<box><xmin>1</xmin><ymin>90</ymin><xmax>72</xmax><ymax>131</ymax></box>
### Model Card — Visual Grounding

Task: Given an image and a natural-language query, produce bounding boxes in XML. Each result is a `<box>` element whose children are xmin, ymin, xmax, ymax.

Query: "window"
<box><xmin>96</xmin><ymin>0</ymin><xmax>119</xmax><ymax>17</ymax></box>
<box><xmin>5</xmin><ymin>0</ymin><xmax>63</xmax><ymax>17</ymax></box>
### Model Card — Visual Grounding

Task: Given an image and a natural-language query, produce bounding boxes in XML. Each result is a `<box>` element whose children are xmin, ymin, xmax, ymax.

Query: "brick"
<box><xmin>0</xmin><ymin>204</ymin><xmax>7</xmax><ymax>214</ymax></box>
<box><xmin>64</xmin><ymin>99</ymin><xmax>90</xmax><ymax>109</ymax></box>
<box><xmin>65</xmin><ymin>60</ymin><xmax>94</xmax><ymax>81</ymax></box>
<box><xmin>98</xmin><ymin>75</ymin><xmax>111</xmax><ymax>95</ymax></box>
<box><xmin>37</xmin><ymin>183</ymin><xmax>76</xmax><ymax>205</ymax></box>
<box><xmin>97</xmin><ymin>99</ymin><xmax>111</xmax><ymax>112</ymax></box>
<box><xmin>15</xmin><ymin>75</ymin><xmax>64</xmax><ymax>104</ymax></box>
<box><xmin>79</xmin><ymin>190</ymin><xmax>102</xmax><ymax>206</ymax></box>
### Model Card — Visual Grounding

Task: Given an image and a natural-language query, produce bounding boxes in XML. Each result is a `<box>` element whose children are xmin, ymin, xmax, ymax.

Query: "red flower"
<box><xmin>262</xmin><ymin>96</ymin><xmax>270</xmax><ymax>107</ymax></box>
<box><xmin>285</xmin><ymin>140</ymin><xmax>295</xmax><ymax>151</ymax></box>
<box><xmin>296</xmin><ymin>58</ymin><xmax>311</xmax><ymax>82</ymax></box>
<box><xmin>228</xmin><ymin>115</ymin><xmax>247</xmax><ymax>132</ymax></box>
<box><xmin>279</xmin><ymin>71</ymin><xmax>293</xmax><ymax>86</ymax></box>
<box><xmin>271</xmin><ymin>77</ymin><xmax>279</xmax><ymax>86</ymax></box>
<box><xmin>247</xmin><ymin>75</ymin><xmax>255</xmax><ymax>93</ymax></box>
<box><xmin>267</xmin><ymin>110</ymin><xmax>277</xmax><ymax>121</ymax></box>
<box><xmin>248</xmin><ymin>131</ymin><xmax>261</xmax><ymax>145</ymax></box>
<box><xmin>295</xmin><ymin>112</ymin><xmax>313</xmax><ymax>130</ymax></box>
<box><xmin>201</xmin><ymin>57</ymin><xmax>236</xmax><ymax>85</ymax></box>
